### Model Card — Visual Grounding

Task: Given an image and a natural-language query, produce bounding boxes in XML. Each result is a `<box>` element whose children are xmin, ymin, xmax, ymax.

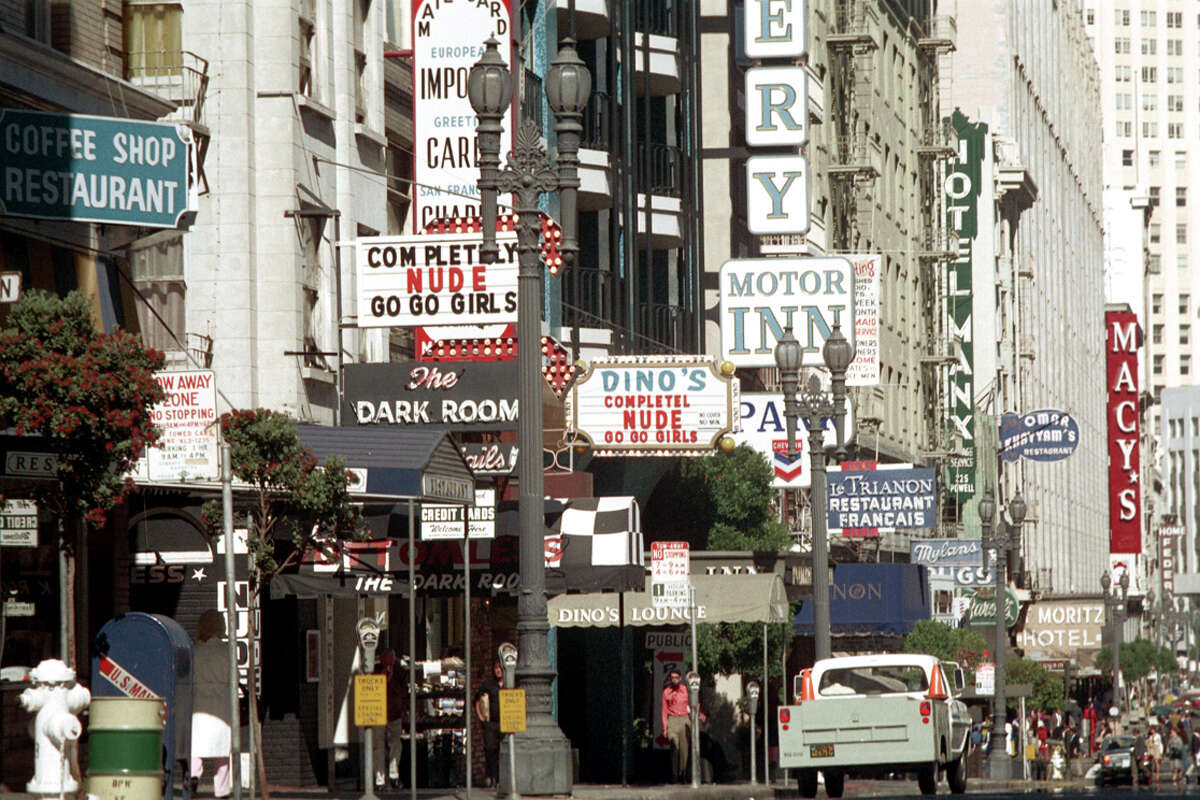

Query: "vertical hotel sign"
<box><xmin>1107</xmin><ymin>310</ymin><xmax>1141</xmax><ymax>553</ymax></box>
<box><xmin>412</xmin><ymin>0</ymin><xmax>513</xmax><ymax>231</ymax></box>
<box><xmin>944</xmin><ymin>111</ymin><xmax>984</xmax><ymax>501</ymax></box>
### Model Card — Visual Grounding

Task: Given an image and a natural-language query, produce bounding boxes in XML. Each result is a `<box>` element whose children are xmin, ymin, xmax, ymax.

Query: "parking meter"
<box><xmin>357</xmin><ymin>618</ymin><xmax>380</xmax><ymax>674</ymax></box>
<box><xmin>746</xmin><ymin>681</ymin><xmax>760</xmax><ymax>717</ymax></box>
<box><xmin>687</xmin><ymin>671</ymin><xmax>701</xmax><ymax>787</ymax></box>
<box><xmin>498</xmin><ymin>642</ymin><xmax>518</xmax><ymax>689</ymax></box>
<box><xmin>746</xmin><ymin>681</ymin><xmax>760</xmax><ymax>784</ymax></box>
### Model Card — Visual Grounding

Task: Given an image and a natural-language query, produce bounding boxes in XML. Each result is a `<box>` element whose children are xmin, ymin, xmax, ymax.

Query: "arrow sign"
<box><xmin>656</xmin><ymin>651</ymin><xmax>683</xmax><ymax>664</ymax></box>
<box><xmin>773</xmin><ymin>440</ymin><xmax>802</xmax><ymax>481</ymax></box>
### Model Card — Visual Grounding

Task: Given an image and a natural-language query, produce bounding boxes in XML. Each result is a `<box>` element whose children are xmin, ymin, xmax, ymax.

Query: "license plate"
<box><xmin>810</xmin><ymin>744</ymin><xmax>835</xmax><ymax>758</ymax></box>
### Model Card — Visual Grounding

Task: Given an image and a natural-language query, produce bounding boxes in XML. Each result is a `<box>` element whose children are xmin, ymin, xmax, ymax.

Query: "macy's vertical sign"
<box><xmin>1106</xmin><ymin>310</ymin><xmax>1140</xmax><ymax>554</ymax></box>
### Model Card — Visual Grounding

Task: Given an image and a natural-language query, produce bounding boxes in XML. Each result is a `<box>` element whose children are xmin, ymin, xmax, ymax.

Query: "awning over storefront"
<box><xmin>793</xmin><ymin>563</ymin><xmax>929</xmax><ymax>636</ymax></box>
<box><xmin>271</xmin><ymin>570</ymin><xmax>410</xmax><ymax>599</ymax></box>
<box><xmin>548</xmin><ymin>572</ymin><xmax>788</xmax><ymax>627</ymax></box>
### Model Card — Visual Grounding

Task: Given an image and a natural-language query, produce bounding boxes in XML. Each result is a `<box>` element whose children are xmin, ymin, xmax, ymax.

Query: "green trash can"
<box><xmin>87</xmin><ymin>697</ymin><xmax>165</xmax><ymax>800</ymax></box>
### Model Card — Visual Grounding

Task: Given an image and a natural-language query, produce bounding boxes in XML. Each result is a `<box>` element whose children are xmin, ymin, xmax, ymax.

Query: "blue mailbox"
<box><xmin>92</xmin><ymin>612</ymin><xmax>193</xmax><ymax>800</ymax></box>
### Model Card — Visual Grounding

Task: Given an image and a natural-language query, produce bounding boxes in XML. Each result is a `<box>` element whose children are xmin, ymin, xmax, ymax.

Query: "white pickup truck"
<box><xmin>776</xmin><ymin>654</ymin><xmax>972</xmax><ymax>797</ymax></box>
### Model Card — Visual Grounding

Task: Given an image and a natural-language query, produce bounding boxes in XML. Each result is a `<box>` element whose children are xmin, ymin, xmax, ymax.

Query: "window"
<box><xmin>1168</xmin><ymin>39</ymin><xmax>1184</xmax><ymax>56</ymax></box>
<box><xmin>123</xmin><ymin>2</ymin><xmax>183</xmax><ymax>79</ymax></box>
<box><xmin>1156</xmin><ymin>385</ymin><xmax>1164</xmax><ymax>404</ymax></box>
<box><xmin>1180</xmin><ymin>293</ymin><xmax>1190</xmax><ymax>314</ymax></box>
<box><xmin>1178</xmin><ymin>186</ymin><xmax>1188</xmax><ymax>207</ymax></box>
<box><xmin>1142</xmin><ymin>10</ymin><xmax>1156</xmax><ymax>26</ymax></box>
<box><xmin>1178</xmin><ymin>151</ymin><xmax>1188</xmax><ymax>168</ymax></box>
<box><xmin>1170</xmin><ymin>95</ymin><xmax>1185</xmax><ymax>112</ymax></box>
<box><xmin>1143</xmin><ymin>66</ymin><xmax>1158</xmax><ymax>83</ymax></box>
<box><xmin>1167</xmin><ymin>11</ymin><xmax>1182</xmax><ymax>28</ymax></box>
<box><xmin>1123</xmin><ymin>149</ymin><xmax>1135</xmax><ymax>166</ymax></box>
<box><xmin>1116</xmin><ymin>65</ymin><xmax>1133</xmax><ymax>82</ymax></box>
<box><xmin>1193</xmin><ymin>418</ymin><xmax>1198</xmax><ymax>437</ymax></box>
<box><xmin>1144</xmin><ymin>93</ymin><xmax>1158</xmax><ymax>112</ymax></box>
<box><xmin>1118</xmin><ymin>9</ymin><xmax>1130</xmax><ymax>25</ymax></box>
<box><xmin>1168</xmin><ymin>67</ymin><xmax>1184</xmax><ymax>83</ymax></box>
<box><xmin>1151</xmin><ymin>222</ymin><xmax>1162</xmax><ymax>243</ymax></box>
<box><xmin>1150</xmin><ymin>185</ymin><xmax>1161</xmax><ymax>205</ymax></box>
<box><xmin>299</xmin><ymin>0</ymin><xmax>316</xmax><ymax>97</ymax></box>
<box><xmin>1149</xmin><ymin>253</ymin><xmax>1162</xmax><ymax>271</ymax></box>
<box><xmin>1169</xmin><ymin>122</ymin><xmax>1184</xmax><ymax>139</ymax></box>
<box><xmin>1118</xmin><ymin>37</ymin><xmax>1132</xmax><ymax>53</ymax></box>
<box><xmin>1116</xmin><ymin>93</ymin><xmax>1132</xmax><ymax>110</ymax></box>
<box><xmin>1150</xmin><ymin>150</ymin><xmax>1161</xmax><ymax>167</ymax></box>
<box><xmin>1184</xmin><ymin>355</ymin><xmax>1192</xmax><ymax>376</ymax></box>
<box><xmin>1144</xmin><ymin>121</ymin><xmax>1158</xmax><ymax>138</ymax></box>
<box><xmin>1155</xmin><ymin>323</ymin><xmax>1165</xmax><ymax>344</ymax></box>
<box><xmin>1179</xmin><ymin>253</ymin><xmax>1189</xmax><ymax>269</ymax></box>
<box><xmin>1155</xmin><ymin>354</ymin><xmax>1166</xmax><ymax>374</ymax></box>
<box><xmin>1154</xmin><ymin>293</ymin><xmax>1164</xmax><ymax>313</ymax></box>
<box><xmin>1184</xmin><ymin>325</ymin><xmax>1193</xmax><ymax>346</ymax></box>
<box><xmin>1119</xmin><ymin>120</ymin><xmax>1133</xmax><ymax>137</ymax></box>
<box><xmin>1087</xmin><ymin>8</ymin><xmax>1094</xmax><ymax>25</ymax></box>
<box><xmin>1178</xmin><ymin>223</ymin><xmax>1188</xmax><ymax>244</ymax></box>
<box><xmin>1142</xmin><ymin>38</ymin><xmax>1157</xmax><ymax>55</ymax></box>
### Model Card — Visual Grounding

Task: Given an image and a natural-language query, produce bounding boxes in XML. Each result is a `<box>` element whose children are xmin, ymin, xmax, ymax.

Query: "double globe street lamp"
<box><xmin>1101</xmin><ymin>570</ymin><xmax>1130</xmax><ymax>713</ymax></box>
<box><xmin>468</xmin><ymin>37</ymin><xmax>590</xmax><ymax>796</ymax></box>
<box><xmin>978</xmin><ymin>487</ymin><xmax>1026</xmax><ymax>780</ymax></box>
<box><xmin>774</xmin><ymin>320</ymin><xmax>854</xmax><ymax>662</ymax></box>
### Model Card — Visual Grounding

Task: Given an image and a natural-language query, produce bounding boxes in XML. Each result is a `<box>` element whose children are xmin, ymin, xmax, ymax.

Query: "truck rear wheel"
<box><xmin>917</xmin><ymin>764</ymin><xmax>937</xmax><ymax>795</ymax></box>
<box><xmin>947</xmin><ymin>755</ymin><xmax>967</xmax><ymax>794</ymax></box>
<box><xmin>797</xmin><ymin>768</ymin><xmax>818</xmax><ymax>798</ymax></box>
<box><xmin>823</xmin><ymin>769</ymin><xmax>845</xmax><ymax>798</ymax></box>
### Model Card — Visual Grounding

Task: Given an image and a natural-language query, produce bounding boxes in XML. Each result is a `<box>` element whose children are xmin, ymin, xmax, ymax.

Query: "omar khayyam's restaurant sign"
<box><xmin>0</xmin><ymin>109</ymin><xmax>195</xmax><ymax>228</ymax></box>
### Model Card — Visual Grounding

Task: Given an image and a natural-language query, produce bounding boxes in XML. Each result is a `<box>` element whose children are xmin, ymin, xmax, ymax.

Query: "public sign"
<box><xmin>411</xmin><ymin>0</ymin><xmax>513</xmax><ymax>231</ymax></box>
<box><xmin>0</xmin><ymin>270</ymin><xmax>20</xmax><ymax>303</ymax></box>
<box><xmin>745</xmin><ymin>68</ymin><xmax>808</xmax><ymax>148</ymax></box>
<box><xmin>353</xmin><ymin>674</ymin><xmax>387</xmax><ymax>726</ymax></box>
<box><xmin>651</xmin><ymin>581</ymin><xmax>690</xmax><ymax>609</ymax></box>
<box><xmin>651</xmin><ymin>541</ymin><xmax>690</xmax><ymax>582</ymax></box>
<box><xmin>1014</xmin><ymin>600</ymin><xmax>1104</xmax><ymax>658</ymax></box>
<box><xmin>844</xmin><ymin>254</ymin><xmax>880</xmax><ymax>386</ymax></box>
<box><xmin>343</xmin><ymin>361</ymin><xmax>519</xmax><ymax>430</ymax></box>
<box><xmin>746</xmin><ymin>154</ymin><xmax>809</xmax><ymax>234</ymax></box>
<box><xmin>0</xmin><ymin>109</ymin><xmax>194</xmax><ymax>228</ymax></box>
<box><xmin>976</xmin><ymin>663</ymin><xmax>994</xmax><ymax>696</ymax></box>
<box><xmin>826</xmin><ymin>464</ymin><xmax>936</xmax><ymax>537</ymax></box>
<box><xmin>1106</xmin><ymin>310</ymin><xmax>1141</xmax><ymax>554</ymax></box>
<box><xmin>718</xmin><ymin>257</ymin><xmax>855</xmax><ymax>369</ymax></box>
<box><xmin>568</xmin><ymin>356</ymin><xmax>740</xmax><ymax>456</ymax></box>
<box><xmin>498</xmin><ymin>688</ymin><xmax>526</xmax><ymax>733</ymax></box>
<box><xmin>421</xmin><ymin>488</ymin><xmax>496</xmax><ymax>540</ymax></box>
<box><xmin>944</xmin><ymin>111</ymin><xmax>984</xmax><ymax>501</ymax></box>
<box><xmin>743</xmin><ymin>0</ymin><xmax>808</xmax><ymax>59</ymax></box>
<box><xmin>999</xmin><ymin>409</ymin><xmax>1080</xmax><ymax>462</ymax></box>
<box><xmin>139</xmin><ymin>370</ymin><xmax>219</xmax><ymax>481</ymax></box>
<box><xmin>0</xmin><ymin>499</ymin><xmax>37</xmax><ymax>547</ymax></box>
<box><xmin>355</xmin><ymin>232</ymin><xmax>519</xmax><ymax>328</ymax></box>
<box><xmin>731</xmin><ymin>392</ymin><xmax>854</xmax><ymax>488</ymax></box>
<box><xmin>909</xmin><ymin>538</ymin><xmax>983</xmax><ymax>566</ymax></box>
<box><xmin>649</xmin><ymin>631</ymin><xmax>691</xmax><ymax>748</ymax></box>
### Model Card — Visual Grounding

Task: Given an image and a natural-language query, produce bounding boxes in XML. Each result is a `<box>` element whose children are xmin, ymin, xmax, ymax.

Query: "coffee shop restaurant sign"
<box><xmin>343</xmin><ymin>361</ymin><xmax>518</xmax><ymax>430</ymax></box>
<box><xmin>568</xmin><ymin>356</ymin><xmax>740</xmax><ymax>457</ymax></box>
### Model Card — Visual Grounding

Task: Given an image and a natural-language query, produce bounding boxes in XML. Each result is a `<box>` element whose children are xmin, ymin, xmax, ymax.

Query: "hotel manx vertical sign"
<box><xmin>944</xmin><ymin>111</ymin><xmax>983</xmax><ymax>502</ymax></box>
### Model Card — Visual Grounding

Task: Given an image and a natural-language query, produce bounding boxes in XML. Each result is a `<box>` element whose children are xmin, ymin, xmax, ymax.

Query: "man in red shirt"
<box><xmin>660</xmin><ymin>669</ymin><xmax>692</xmax><ymax>782</ymax></box>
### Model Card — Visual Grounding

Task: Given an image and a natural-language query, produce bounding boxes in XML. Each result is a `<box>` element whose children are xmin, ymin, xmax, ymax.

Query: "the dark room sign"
<box><xmin>343</xmin><ymin>361</ymin><xmax>519</xmax><ymax>430</ymax></box>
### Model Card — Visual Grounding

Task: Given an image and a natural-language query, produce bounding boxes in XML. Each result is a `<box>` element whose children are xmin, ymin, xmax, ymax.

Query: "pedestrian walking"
<box><xmin>372</xmin><ymin>649</ymin><xmax>408</xmax><ymax>789</ymax></box>
<box><xmin>473</xmin><ymin>660</ymin><xmax>503</xmax><ymax>788</ymax></box>
<box><xmin>1169</xmin><ymin>725</ymin><xmax>1186</xmax><ymax>785</ymax></box>
<box><xmin>190</xmin><ymin>610</ymin><xmax>233</xmax><ymax>799</ymax></box>
<box><xmin>658</xmin><ymin>669</ymin><xmax>692</xmax><ymax>782</ymax></box>
<box><xmin>1148</xmin><ymin>724</ymin><xmax>1164</xmax><ymax>786</ymax></box>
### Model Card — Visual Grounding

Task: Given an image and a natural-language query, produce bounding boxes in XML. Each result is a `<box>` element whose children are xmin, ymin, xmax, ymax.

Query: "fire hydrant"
<box><xmin>1049</xmin><ymin>743</ymin><xmax>1065</xmax><ymax>780</ymax></box>
<box><xmin>19</xmin><ymin>659</ymin><xmax>91</xmax><ymax>795</ymax></box>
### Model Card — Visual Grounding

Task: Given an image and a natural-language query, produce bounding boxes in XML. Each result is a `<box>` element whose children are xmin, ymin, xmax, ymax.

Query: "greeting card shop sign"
<box><xmin>343</xmin><ymin>361</ymin><xmax>518</xmax><ymax>430</ymax></box>
<box><xmin>355</xmin><ymin>232</ymin><xmax>518</xmax><ymax>328</ymax></box>
<box><xmin>412</xmin><ymin>0</ymin><xmax>513</xmax><ymax>231</ymax></box>
<box><xmin>567</xmin><ymin>356</ymin><xmax>740</xmax><ymax>456</ymax></box>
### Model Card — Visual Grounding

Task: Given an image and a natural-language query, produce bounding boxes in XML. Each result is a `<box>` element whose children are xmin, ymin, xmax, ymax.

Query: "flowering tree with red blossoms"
<box><xmin>0</xmin><ymin>289</ymin><xmax>165</xmax><ymax>525</ymax></box>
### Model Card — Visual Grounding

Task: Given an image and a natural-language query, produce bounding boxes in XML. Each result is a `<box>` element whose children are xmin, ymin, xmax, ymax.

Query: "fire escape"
<box><xmin>827</xmin><ymin>0</ymin><xmax>879</xmax><ymax>250</ymax></box>
<box><xmin>126</xmin><ymin>50</ymin><xmax>211</xmax><ymax>194</ymax></box>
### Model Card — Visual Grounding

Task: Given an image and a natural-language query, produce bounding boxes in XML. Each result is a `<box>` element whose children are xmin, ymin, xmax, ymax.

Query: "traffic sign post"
<box><xmin>499</xmin><ymin>688</ymin><xmax>526</xmax><ymax>733</ymax></box>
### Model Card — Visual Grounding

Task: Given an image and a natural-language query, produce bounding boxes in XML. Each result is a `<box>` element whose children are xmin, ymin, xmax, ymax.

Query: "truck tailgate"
<box><xmin>778</xmin><ymin>695</ymin><xmax>943</xmax><ymax>768</ymax></box>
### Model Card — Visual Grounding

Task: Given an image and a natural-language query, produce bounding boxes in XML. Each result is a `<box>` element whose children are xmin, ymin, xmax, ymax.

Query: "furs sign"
<box><xmin>343</xmin><ymin>361</ymin><xmax>518</xmax><ymax>430</ymax></box>
<box><xmin>355</xmin><ymin>231</ymin><xmax>518</xmax><ymax>328</ymax></box>
<box><xmin>1106</xmin><ymin>310</ymin><xmax>1140</xmax><ymax>554</ymax></box>
<box><xmin>568</xmin><ymin>356</ymin><xmax>740</xmax><ymax>456</ymax></box>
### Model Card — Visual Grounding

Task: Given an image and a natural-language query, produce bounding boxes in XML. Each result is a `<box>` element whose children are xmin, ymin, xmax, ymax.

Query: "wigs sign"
<box><xmin>412</xmin><ymin>0</ymin><xmax>513</xmax><ymax>231</ymax></box>
<box><xmin>1106</xmin><ymin>310</ymin><xmax>1140</xmax><ymax>554</ymax></box>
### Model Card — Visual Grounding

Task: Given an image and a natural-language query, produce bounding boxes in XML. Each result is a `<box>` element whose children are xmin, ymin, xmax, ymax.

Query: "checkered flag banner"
<box><xmin>544</xmin><ymin>496</ymin><xmax>645</xmax><ymax>594</ymax></box>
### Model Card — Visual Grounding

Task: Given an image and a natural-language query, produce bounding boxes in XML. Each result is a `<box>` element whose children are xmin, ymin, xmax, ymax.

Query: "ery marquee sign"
<box><xmin>0</xmin><ymin>109</ymin><xmax>195</xmax><ymax>228</ymax></box>
<box><xmin>568</xmin><ymin>356</ymin><xmax>740</xmax><ymax>456</ymax></box>
<box><xmin>356</xmin><ymin>232</ymin><xmax>518</xmax><ymax>328</ymax></box>
<box><xmin>1106</xmin><ymin>310</ymin><xmax>1140</xmax><ymax>554</ymax></box>
<box><xmin>412</xmin><ymin>0</ymin><xmax>513</xmax><ymax>231</ymax></box>
<box><xmin>719</xmin><ymin>257</ymin><xmax>854</xmax><ymax>369</ymax></box>
<box><xmin>343</xmin><ymin>361</ymin><xmax>519</xmax><ymax>430</ymax></box>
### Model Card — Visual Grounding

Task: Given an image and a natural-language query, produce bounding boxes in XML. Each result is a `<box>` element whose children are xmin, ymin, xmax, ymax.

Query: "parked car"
<box><xmin>1097</xmin><ymin>735</ymin><xmax>1150</xmax><ymax>786</ymax></box>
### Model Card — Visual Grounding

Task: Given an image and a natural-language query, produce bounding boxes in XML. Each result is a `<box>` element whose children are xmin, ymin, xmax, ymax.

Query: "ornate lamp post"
<box><xmin>1101</xmin><ymin>571</ymin><xmax>1129</xmax><ymax>712</ymax></box>
<box><xmin>774</xmin><ymin>321</ymin><xmax>854</xmax><ymax>661</ymax></box>
<box><xmin>468</xmin><ymin>37</ymin><xmax>590</xmax><ymax>796</ymax></box>
<box><xmin>979</xmin><ymin>487</ymin><xmax>1025</xmax><ymax>780</ymax></box>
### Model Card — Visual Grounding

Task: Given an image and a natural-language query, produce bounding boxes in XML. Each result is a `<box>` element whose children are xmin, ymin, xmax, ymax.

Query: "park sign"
<box><xmin>355</xmin><ymin>231</ymin><xmax>519</xmax><ymax>328</ymax></box>
<box><xmin>826</xmin><ymin>464</ymin><xmax>936</xmax><ymax>538</ymax></box>
<box><xmin>718</xmin><ymin>257</ymin><xmax>854</xmax><ymax>370</ymax></box>
<box><xmin>999</xmin><ymin>409</ymin><xmax>1080</xmax><ymax>462</ymax></box>
<box><xmin>730</xmin><ymin>392</ymin><xmax>855</xmax><ymax>489</ymax></box>
<box><xmin>0</xmin><ymin>109</ymin><xmax>194</xmax><ymax>228</ymax></box>
<box><xmin>567</xmin><ymin>356</ymin><xmax>740</xmax><ymax>456</ymax></box>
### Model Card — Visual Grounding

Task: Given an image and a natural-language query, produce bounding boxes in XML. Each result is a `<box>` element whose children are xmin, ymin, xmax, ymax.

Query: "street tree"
<box><xmin>903</xmin><ymin>620</ymin><xmax>989</xmax><ymax>671</ymax></box>
<box><xmin>1005</xmin><ymin>657</ymin><xmax>1064</xmax><ymax>712</ymax></box>
<box><xmin>0</xmin><ymin>289</ymin><xmax>165</xmax><ymax>666</ymax></box>
<box><xmin>201</xmin><ymin>408</ymin><xmax>361</xmax><ymax>799</ymax></box>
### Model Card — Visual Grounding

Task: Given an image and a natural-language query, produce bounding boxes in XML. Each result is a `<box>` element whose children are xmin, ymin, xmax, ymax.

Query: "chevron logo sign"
<box><xmin>772</xmin><ymin>440</ymin><xmax>802</xmax><ymax>482</ymax></box>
